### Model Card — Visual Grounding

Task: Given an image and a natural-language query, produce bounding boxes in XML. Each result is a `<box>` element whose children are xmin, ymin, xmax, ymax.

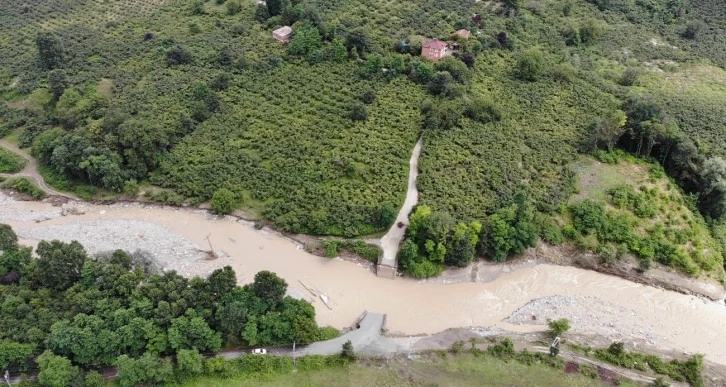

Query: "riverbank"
<box><xmin>2</xmin><ymin>192</ymin><xmax>726</xmax><ymax>367</ymax></box>
<box><xmin>2</xmin><ymin>139</ymin><xmax>723</xmax><ymax>302</ymax></box>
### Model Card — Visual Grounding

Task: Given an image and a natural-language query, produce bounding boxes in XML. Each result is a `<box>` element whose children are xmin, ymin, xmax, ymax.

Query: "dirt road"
<box><xmin>0</xmin><ymin>139</ymin><xmax>76</xmax><ymax>199</ymax></box>
<box><xmin>379</xmin><ymin>137</ymin><xmax>422</xmax><ymax>267</ymax></box>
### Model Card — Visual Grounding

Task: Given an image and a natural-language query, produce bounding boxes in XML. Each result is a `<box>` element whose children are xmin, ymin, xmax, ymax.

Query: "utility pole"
<box><xmin>4</xmin><ymin>370</ymin><xmax>10</xmax><ymax>387</ymax></box>
<box><xmin>292</xmin><ymin>341</ymin><xmax>297</xmax><ymax>369</ymax></box>
<box><xmin>205</xmin><ymin>234</ymin><xmax>217</xmax><ymax>259</ymax></box>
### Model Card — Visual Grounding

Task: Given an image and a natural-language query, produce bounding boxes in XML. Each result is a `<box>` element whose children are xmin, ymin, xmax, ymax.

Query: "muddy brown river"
<box><xmin>2</xmin><ymin>196</ymin><xmax>726</xmax><ymax>365</ymax></box>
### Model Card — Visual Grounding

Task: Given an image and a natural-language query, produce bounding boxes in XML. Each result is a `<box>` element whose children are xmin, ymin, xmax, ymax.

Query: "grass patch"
<box><xmin>184</xmin><ymin>351</ymin><xmax>632</xmax><ymax>387</ymax></box>
<box><xmin>0</xmin><ymin>147</ymin><xmax>25</xmax><ymax>173</ymax></box>
<box><xmin>0</xmin><ymin>177</ymin><xmax>46</xmax><ymax>199</ymax></box>
<box><xmin>320</xmin><ymin>239</ymin><xmax>382</xmax><ymax>263</ymax></box>
<box><xmin>593</xmin><ymin>342</ymin><xmax>704</xmax><ymax>387</ymax></box>
<box><xmin>566</xmin><ymin>153</ymin><xmax>723</xmax><ymax>277</ymax></box>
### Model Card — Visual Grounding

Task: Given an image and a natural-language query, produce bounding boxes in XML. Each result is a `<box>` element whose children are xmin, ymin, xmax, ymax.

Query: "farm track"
<box><xmin>0</xmin><ymin>139</ymin><xmax>77</xmax><ymax>199</ymax></box>
<box><xmin>379</xmin><ymin>137</ymin><xmax>423</xmax><ymax>268</ymax></box>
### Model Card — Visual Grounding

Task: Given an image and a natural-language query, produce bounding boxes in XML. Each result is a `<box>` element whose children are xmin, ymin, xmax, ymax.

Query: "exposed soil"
<box><xmin>526</xmin><ymin>242</ymin><xmax>726</xmax><ymax>301</ymax></box>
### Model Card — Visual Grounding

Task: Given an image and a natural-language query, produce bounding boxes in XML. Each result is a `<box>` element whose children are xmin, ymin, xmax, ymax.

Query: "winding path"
<box><xmin>379</xmin><ymin>137</ymin><xmax>423</xmax><ymax>268</ymax></box>
<box><xmin>0</xmin><ymin>139</ymin><xmax>77</xmax><ymax>199</ymax></box>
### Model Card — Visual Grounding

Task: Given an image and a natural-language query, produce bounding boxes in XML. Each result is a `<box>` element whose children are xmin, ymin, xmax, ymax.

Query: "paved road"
<box><xmin>0</xmin><ymin>139</ymin><xmax>77</xmax><ymax>199</ymax></box>
<box><xmin>5</xmin><ymin>312</ymin><xmax>678</xmax><ymax>386</ymax></box>
<box><xmin>301</xmin><ymin>312</ymin><xmax>391</xmax><ymax>356</ymax></box>
<box><xmin>218</xmin><ymin>312</ymin><xmax>393</xmax><ymax>359</ymax></box>
<box><xmin>379</xmin><ymin>138</ymin><xmax>422</xmax><ymax>268</ymax></box>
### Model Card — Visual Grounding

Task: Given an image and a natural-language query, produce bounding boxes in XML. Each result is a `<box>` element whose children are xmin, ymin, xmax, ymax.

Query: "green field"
<box><xmin>184</xmin><ymin>353</ymin><xmax>635</xmax><ymax>387</ymax></box>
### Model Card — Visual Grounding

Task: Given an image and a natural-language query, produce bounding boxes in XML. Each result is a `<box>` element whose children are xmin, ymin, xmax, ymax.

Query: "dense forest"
<box><xmin>0</xmin><ymin>224</ymin><xmax>335</xmax><ymax>386</ymax></box>
<box><xmin>0</xmin><ymin>0</ymin><xmax>724</xmax><ymax>275</ymax></box>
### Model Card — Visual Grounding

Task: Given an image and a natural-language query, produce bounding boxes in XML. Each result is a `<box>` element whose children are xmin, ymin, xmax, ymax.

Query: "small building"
<box><xmin>421</xmin><ymin>39</ymin><xmax>448</xmax><ymax>61</ymax></box>
<box><xmin>472</xmin><ymin>13</ymin><xmax>482</xmax><ymax>25</ymax></box>
<box><xmin>272</xmin><ymin>26</ymin><xmax>292</xmax><ymax>43</ymax></box>
<box><xmin>456</xmin><ymin>29</ymin><xmax>471</xmax><ymax>39</ymax></box>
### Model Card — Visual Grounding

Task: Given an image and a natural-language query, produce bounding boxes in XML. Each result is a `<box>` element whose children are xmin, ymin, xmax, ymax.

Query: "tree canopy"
<box><xmin>0</xmin><ymin>225</ymin><xmax>331</xmax><ymax>382</ymax></box>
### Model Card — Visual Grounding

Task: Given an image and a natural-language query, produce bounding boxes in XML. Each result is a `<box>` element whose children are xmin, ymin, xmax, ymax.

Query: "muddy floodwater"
<box><xmin>3</xmin><ymin>195</ymin><xmax>726</xmax><ymax>365</ymax></box>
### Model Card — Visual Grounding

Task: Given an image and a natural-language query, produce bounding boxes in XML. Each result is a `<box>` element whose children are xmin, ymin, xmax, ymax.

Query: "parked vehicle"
<box><xmin>251</xmin><ymin>348</ymin><xmax>267</xmax><ymax>355</ymax></box>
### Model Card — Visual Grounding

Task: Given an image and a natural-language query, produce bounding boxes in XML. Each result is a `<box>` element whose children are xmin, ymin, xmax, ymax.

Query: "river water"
<box><xmin>2</xmin><ymin>195</ymin><xmax>726</xmax><ymax>365</ymax></box>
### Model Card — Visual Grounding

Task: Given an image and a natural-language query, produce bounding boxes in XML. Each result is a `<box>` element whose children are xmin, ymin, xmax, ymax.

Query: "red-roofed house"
<box><xmin>272</xmin><ymin>26</ymin><xmax>292</xmax><ymax>43</ymax></box>
<box><xmin>422</xmin><ymin>39</ymin><xmax>448</xmax><ymax>61</ymax></box>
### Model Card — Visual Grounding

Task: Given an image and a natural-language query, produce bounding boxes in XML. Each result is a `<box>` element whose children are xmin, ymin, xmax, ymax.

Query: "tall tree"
<box><xmin>0</xmin><ymin>223</ymin><xmax>18</xmax><ymax>252</ymax></box>
<box><xmin>266</xmin><ymin>0</ymin><xmax>283</xmax><ymax>16</ymax></box>
<box><xmin>207</xmin><ymin>266</ymin><xmax>237</xmax><ymax>298</ymax></box>
<box><xmin>37</xmin><ymin>351</ymin><xmax>79</xmax><ymax>387</ymax></box>
<box><xmin>34</xmin><ymin>240</ymin><xmax>87</xmax><ymax>291</ymax></box>
<box><xmin>48</xmin><ymin>69</ymin><xmax>69</xmax><ymax>100</ymax></box>
<box><xmin>175</xmin><ymin>349</ymin><xmax>204</xmax><ymax>380</ymax></box>
<box><xmin>116</xmin><ymin>353</ymin><xmax>174</xmax><ymax>387</ymax></box>
<box><xmin>35</xmin><ymin>32</ymin><xmax>64</xmax><ymax>70</ymax></box>
<box><xmin>700</xmin><ymin>157</ymin><xmax>726</xmax><ymax>220</ymax></box>
<box><xmin>167</xmin><ymin>310</ymin><xmax>222</xmax><ymax>352</ymax></box>
<box><xmin>249</xmin><ymin>270</ymin><xmax>287</xmax><ymax>308</ymax></box>
<box><xmin>515</xmin><ymin>48</ymin><xmax>544</xmax><ymax>82</ymax></box>
<box><xmin>288</xmin><ymin>23</ymin><xmax>322</xmax><ymax>57</ymax></box>
<box><xmin>345</xmin><ymin>28</ymin><xmax>371</xmax><ymax>55</ymax></box>
<box><xmin>584</xmin><ymin>110</ymin><xmax>627</xmax><ymax>153</ymax></box>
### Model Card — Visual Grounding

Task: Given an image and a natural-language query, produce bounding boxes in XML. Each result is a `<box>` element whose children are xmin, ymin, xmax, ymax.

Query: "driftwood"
<box><xmin>298</xmin><ymin>280</ymin><xmax>332</xmax><ymax>310</ymax></box>
<box><xmin>298</xmin><ymin>280</ymin><xmax>318</xmax><ymax>297</ymax></box>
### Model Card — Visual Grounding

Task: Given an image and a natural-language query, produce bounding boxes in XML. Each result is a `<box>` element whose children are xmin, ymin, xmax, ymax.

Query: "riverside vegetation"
<box><xmin>1</xmin><ymin>0</ymin><xmax>725</xmax><ymax>278</ymax></box>
<box><xmin>0</xmin><ymin>224</ymin><xmax>338</xmax><ymax>386</ymax></box>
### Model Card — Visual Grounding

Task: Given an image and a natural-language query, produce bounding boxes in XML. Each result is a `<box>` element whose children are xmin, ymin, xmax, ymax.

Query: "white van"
<box><xmin>251</xmin><ymin>348</ymin><xmax>267</xmax><ymax>355</ymax></box>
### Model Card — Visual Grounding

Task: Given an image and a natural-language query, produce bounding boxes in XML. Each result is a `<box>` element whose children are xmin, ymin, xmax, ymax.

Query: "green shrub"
<box><xmin>407</xmin><ymin>260</ymin><xmax>443</xmax><ymax>279</ymax></box>
<box><xmin>145</xmin><ymin>190</ymin><xmax>184</xmax><ymax>206</ymax></box>
<box><xmin>515</xmin><ymin>48</ymin><xmax>545</xmax><ymax>82</ymax></box>
<box><xmin>204</xmin><ymin>357</ymin><xmax>232</xmax><ymax>377</ymax></box>
<box><xmin>594</xmin><ymin>150</ymin><xmax>620</xmax><ymax>164</ymax></box>
<box><xmin>315</xmin><ymin>326</ymin><xmax>340</xmax><ymax>341</ymax></box>
<box><xmin>597</xmin><ymin>243</ymin><xmax>618</xmax><ymax>265</ymax></box>
<box><xmin>537</xmin><ymin>215</ymin><xmax>564</xmax><ymax>245</ymax></box>
<box><xmin>296</xmin><ymin>355</ymin><xmax>328</xmax><ymax>371</ymax></box>
<box><xmin>598</xmin><ymin>212</ymin><xmax>635</xmax><ymax>244</ymax></box>
<box><xmin>594</xmin><ymin>344</ymin><xmax>704</xmax><ymax>386</ymax></box>
<box><xmin>82</xmin><ymin>371</ymin><xmax>105</xmax><ymax>387</ymax></box>
<box><xmin>322</xmin><ymin>240</ymin><xmax>341</xmax><ymax>258</ymax></box>
<box><xmin>320</xmin><ymin>240</ymin><xmax>381</xmax><ymax>262</ymax></box>
<box><xmin>547</xmin><ymin>318</ymin><xmax>570</xmax><ymax>337</ymax></box>
<box><xmin>0</xmin><ymin>148</ymin><xmax>25</xmax><ymax>173</ymax></box>
<box><xmin>562</xmin><ymin>224</ymin><xmax>579</xmax><ymax>239</ymax></box>
<box><xmin>0</xmin><ymin>177</ymin><xmax>46</xmax><ymax>199</ymax></box>
<box><xmin>210</xmin><ymin>188</ymin><xmax>237</xmax><ymax>214</ymax></box>
<box><xmin>449</xmin><ymin>340</ymin><xmax>465</xmax><ymax>354</ymax></box>
<box><xmin>341</xmin><ymin>341</ymin><xmax>356</xmax><ymax>362</ymax></box>
<box><xmin>570</xmin><ymin>200</ymin><xmax>606</xmax><ymax>235</ymax></box>
<box><xmin>226</xmin><ymin>0</ymin><xmax>242</xmax><ymax>15</ymax></box>
<box><xmin>487</xmin><ymin>338</ymin><xmax>516</xmax><ymax>360</ymax></box>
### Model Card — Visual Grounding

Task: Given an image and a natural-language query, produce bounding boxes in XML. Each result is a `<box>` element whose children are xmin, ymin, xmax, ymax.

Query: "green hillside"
<box><xmin>1</xmin><ymin>0</ymin><xmax>724</xmax><ymax>273</ymax></box>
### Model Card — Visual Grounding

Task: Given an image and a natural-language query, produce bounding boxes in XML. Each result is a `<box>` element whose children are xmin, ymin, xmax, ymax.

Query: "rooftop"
<box><xmin>457</xmin><ymin>29</ymin><xmax>471</xmax><ymax>39</ymax></box>
<box><xmin>423</xmin><ymin>39</ymin><xmax>447</xmax><ymax>50</ymax></box>
<box><xmin>273</xmin><ymin>26</ymin><xmax>292</xmax><ymax>36</ymax></box>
